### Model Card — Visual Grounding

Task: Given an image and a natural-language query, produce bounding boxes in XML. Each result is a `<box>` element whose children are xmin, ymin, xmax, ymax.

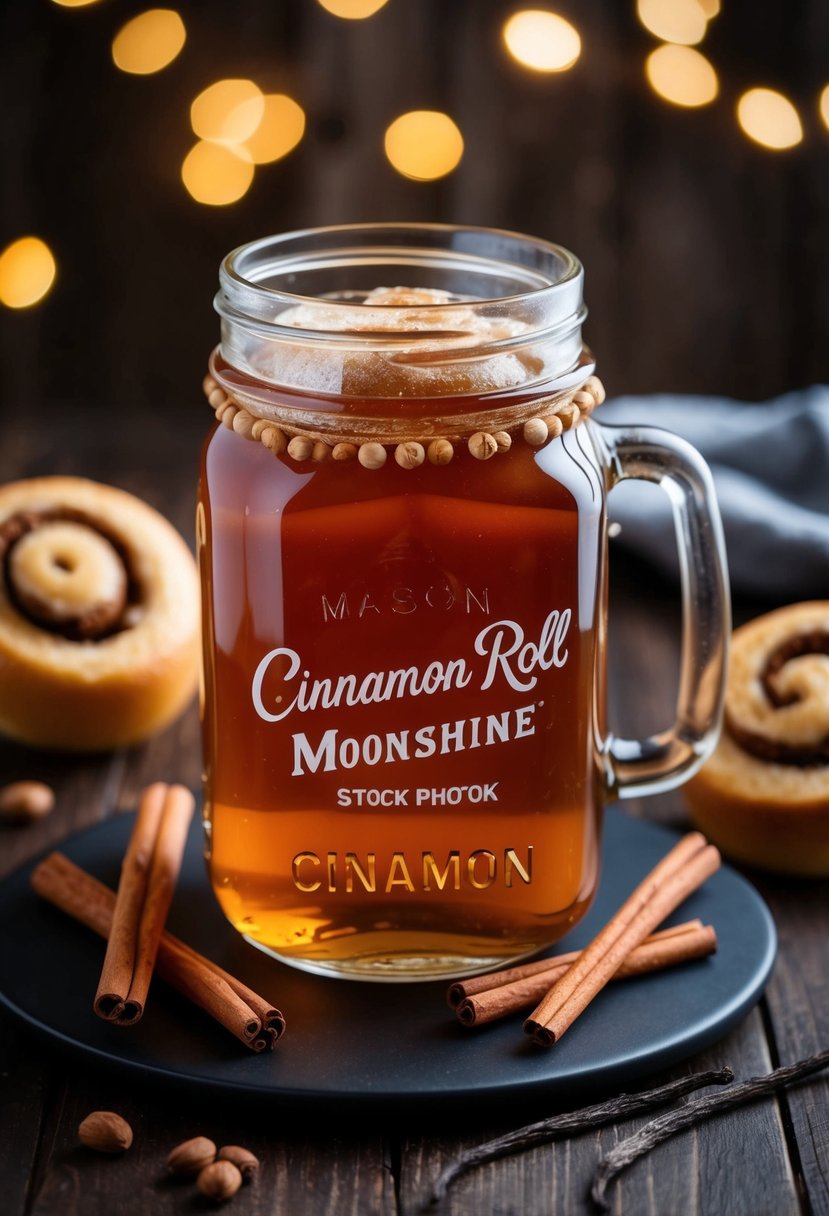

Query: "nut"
<box><xmin>583</xmin><ymin>375</ymin><xmax>606</xmax><ymax>405</ymax></box>
<box><xmin>558</xmin><ymin>402</ymin><xmax>581</xmax><ymax>430</ymax></box>
<box><xmin>166</xmin><ymin>1135</ymin><xmax>217</xmax><ymax>1176</ymax></box>
<box><xmin>427</xmin><ymin>438</ymin><xmax>454</xmax><ymax>466</ymax></box>
<box><xmin>232</xmin><ymin>410</ymin><xmax>256</xmax><ymax>439</ymax></box>
<box><xmin>217</xmin><ymin>1145</ymin><xmax>260</xmax><ymax>1182</ymax></box>
<box><xmin>197</xmin><ymin>1160</ymin><xmax>243</xmax><ymax>1202</ymax></box>
<box><xmin>394</xmin><ymin>442</ymin><xmax>425</xmax><ymax>470</ymax></box>
<box><xmin>78</xmin><ymin>1111</ymin><xmax>133</xmax><ymax>1153</ymax></box>
<box><xmin>468</xmin><ymin>432</ymin><xmax>498</xmax><ymax>461</ymax></box>
<box><xmin>0</xmin><ymin>781</ymin><xmax>55</xmax><ymax>823</ymax></box>
<box><xmin>287</xmin><ymin>436</ymin><xmax>314</xmax><ymax>462</ymax></box>
<box><xmin>493</xmin><ymin>431</ymin><xmax>512</xmax><ymax>452</ymax></box>
<box><xmin>358</xmin><ymin>442</ymin><xmax>387</xmax><ymax>470</ymax></box>
<box><xmin>523</xmin><ymin>418</ymin><xmax>549</xmax><ymax>447</ymax></box>
<box><xmin>572</xmin><ymin>390</ymin><xmax>595</xmax><ymax>412</ymax></box>
<box><xmin>332</xmin><ymin>442</ymin><xmax>358</xmax><ymax>462</ymax></box>
<box><xmin>260</xmin><ymin>425</ymin><xmax>287</xmax><ymax>455</ymax></box>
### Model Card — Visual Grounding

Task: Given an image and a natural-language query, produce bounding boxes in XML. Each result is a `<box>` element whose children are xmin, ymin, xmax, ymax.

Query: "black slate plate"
<box><xmin>0</xmin><ymin>809</ymin><xmax>775</xmax><ymax>1107</ymax></box>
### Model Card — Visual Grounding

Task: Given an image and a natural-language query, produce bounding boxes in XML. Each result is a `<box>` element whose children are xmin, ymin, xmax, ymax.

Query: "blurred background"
<box><xmin>1</xmin><ymin>0</ymin><xmax>828</xmax><ymax>433</ymax></box>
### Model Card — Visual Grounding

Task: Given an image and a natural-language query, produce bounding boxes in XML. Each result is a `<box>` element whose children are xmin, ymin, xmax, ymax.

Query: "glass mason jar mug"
<box><xmin>198</xmin><ymin>224</ymin><xmax>729</xmax><ymax>982</ymax></box>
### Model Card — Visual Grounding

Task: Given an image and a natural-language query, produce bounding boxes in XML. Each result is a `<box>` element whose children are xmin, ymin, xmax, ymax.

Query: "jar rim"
<box><xmin>215</xmin><ymin>223</ymin><xmax>588</xmax><ymax>399</ymax></box>
<box><xmin>218</xmin><ymin>222</ymin><xmax>583</xmax><ymax>329</ymax></box>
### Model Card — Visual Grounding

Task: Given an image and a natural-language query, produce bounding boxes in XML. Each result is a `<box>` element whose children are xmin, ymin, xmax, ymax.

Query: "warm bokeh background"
<box><xmin>2</xmin><ymin>0</ymin><xmax>828</xmax><ymax>431</ymax></box>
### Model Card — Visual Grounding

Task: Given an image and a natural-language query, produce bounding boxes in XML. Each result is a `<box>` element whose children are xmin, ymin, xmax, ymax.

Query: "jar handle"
<box><xmin>602</xmin><ymin>424</ymin><xmax>731</xmax><ymax>799</ymax></box>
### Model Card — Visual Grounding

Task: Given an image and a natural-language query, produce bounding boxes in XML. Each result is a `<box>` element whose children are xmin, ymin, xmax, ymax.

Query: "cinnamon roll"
<box><xmin>0</xmin><ymin>477</ymin><xmax>199</xmax><ymax>750</ymax></box>
<box><xmin>686</xmin><ymin>602</ymin><xmax>829</xmax><ymax>875</ymax></box>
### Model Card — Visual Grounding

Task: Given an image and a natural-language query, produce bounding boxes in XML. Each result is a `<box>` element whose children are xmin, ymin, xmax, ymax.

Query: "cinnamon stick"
<box><xmin>94</xmin><ymin>783</ymin><xmax>194</xmax><ymax>1025</ymax></box>
<box><xmin>454</xmin><ymin>921</ymin><xmax>717</xmax><ymax>1027</ymax></box>
<box><xmin>447</xmin><ymin>919</ymin><xmax>705</xmax><ymax>1008</ymax></box>
<box><xmin>525</xmin><ymin>832</ymin><xmax>721</xmax><ymax>1046</ymax></box>
<box><xmin>32</xmin><ymin>851</ymin><xmax>285</xmax><ymax>1051</ymax></box>
<box><xmin>94</xmin><ymin>782</ymin><xmax>165</xmax><ymax>1021</ymax></box>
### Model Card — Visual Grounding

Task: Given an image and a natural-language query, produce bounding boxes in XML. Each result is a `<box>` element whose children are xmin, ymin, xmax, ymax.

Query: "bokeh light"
<box><xmin>316</xmin><ymin>0</ymin><xmax>390</xmax><ymax>17</ymax></box>
<box><xmin>384</xmin><ymin>111</ymin><xmax>464</xmax><ymax>181</ymax></box>
<box><xmin>181</xmin><ymin>142</ymin><xmax>254</xmax><ymax>205</ymax></box>
<box><xmin>51</xmin><ymin>0</ymin><xmax>102</xmax><ymax>8</ymax></box>
<box><xmin>646</xmin><ymin>45</ymin><xmax>718</xmax><ymax>107</ymax></box>
<box><xmin>737</xmin><ymin>88</ymin><xmax>803</xmax><ymax>150</ymax></box>
<box><xmin>112</xmin><ymin>10</ymin><xmax>186</xmax><ymax>76</ymax></box>
<box><xmin>191</xmin><ymin>80</ymin><xmax>264</xmax><ymax>145</ymax></box>
<box><xmin>819</xmin><ymin>84</ymin><xmax>829</xmax><ymax>132</ymax></box>
<box><xmin>636</xmin><ymin>0</ymin><xmax>708</xmax><ymax>46</ymax></box>
<box><xmin>697</xmin><ymin>0</ymin><xmax>720</xmax><ymax>14</ymax></box>
<box><xmin>239</xmin><ymin>94</ymin><xmax>306</xmax><ymax>164</ymax></box>
<box><xmin>0</xmin><ymin>238</ymin><xmax>57</xmax><ymax>310</ymax></box>
<box><xmin>502</xmin><ymin>10</ymin><xmax>581</xmax><ymax>73</ymax></box>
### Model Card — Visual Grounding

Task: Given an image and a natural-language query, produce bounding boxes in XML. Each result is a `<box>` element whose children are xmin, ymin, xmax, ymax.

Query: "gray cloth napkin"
<box><xmin>598</xmin><ymin>385</ymin><xmax>829</xmax><ymax>599</ymax></box>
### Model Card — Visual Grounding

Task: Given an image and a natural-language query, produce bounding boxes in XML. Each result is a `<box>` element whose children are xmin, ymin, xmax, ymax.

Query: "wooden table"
<box><xmin>1</xmin><ymin>404</ymin><xmax>827</xmax><ymax>1216</ymax></box>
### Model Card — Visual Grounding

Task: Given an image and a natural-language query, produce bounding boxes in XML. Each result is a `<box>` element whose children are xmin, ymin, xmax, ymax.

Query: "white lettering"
<box><xmin>291</xmin><ymin>711</ymin><xmax>536</xmax><ymax>776</ymax></box>
<box><xmin>476</xmin><ymin>610</ymin><xmax>571</xmax><ymax>693</ymax></box>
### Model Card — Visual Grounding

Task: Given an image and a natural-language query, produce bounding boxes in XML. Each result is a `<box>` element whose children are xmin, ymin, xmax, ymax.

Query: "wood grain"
<box><xmin>2</xmin><ymin>0</ymin><xmax>829</xmax><ymax>419</ymax></box>
<box><xmin>0</xmin><ymin>398</ymin><xmax>821</xmax><ymax>1214</ymax></box>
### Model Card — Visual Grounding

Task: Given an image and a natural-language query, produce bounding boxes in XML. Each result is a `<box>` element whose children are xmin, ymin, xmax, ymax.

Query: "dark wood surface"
<box><xmin>1</xmin><ymin>407</ymin><xmax>828</xmax><ymax>1216</ymax></box>
<box><xmin>3</xmin><ymin>0</ymin><xmax>829</xmax><ymax>416</ymax></box>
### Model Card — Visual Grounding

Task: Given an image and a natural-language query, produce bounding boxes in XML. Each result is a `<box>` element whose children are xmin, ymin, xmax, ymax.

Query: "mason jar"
<box><xmin>197</xmin><ymin>223</ymin><xmax>729</xmax><ymax>981</ymax></box>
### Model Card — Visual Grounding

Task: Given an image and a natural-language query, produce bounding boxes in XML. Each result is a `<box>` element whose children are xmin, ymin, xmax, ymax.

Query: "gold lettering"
<box><xmin>345</xmin><ymin>852</ymin><xmax>376</xmax><ymax>893</ymax></box>
<box><xmin>422</xmin><ymin>851</ymin><xmax>461</xmax><ymax>891</ymax></box>
<box><xmin>293</xmin><ymin>847</ymin><xmax>532</xmax><ymax>894</ymax></box>
<box><xmin>385</xmin><ymin>852</ymin><xmax>415</xmax><ymax>892</ymax></box>
<box><xmin>505</xmin><ymin>846</ymin><xmax>533</xmax><ymax>887</ymax></box>
<box><xmin>468</xmin><ymin>849</ymin><xmax>497</xmax><ymax>889</ymax></box>
<box><xmin>292</xmin><ymin>852</ymin><xmax>321</xmax><ymax>892</ymax></box>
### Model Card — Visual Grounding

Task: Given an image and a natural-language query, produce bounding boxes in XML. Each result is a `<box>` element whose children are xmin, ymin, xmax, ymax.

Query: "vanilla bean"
<box><xmin>427</xmin><ymin>1067</ymin><xmax>733</xmax><ymax>1206</ymax></box>
<box><xmin>590</xmin><ymin>1049</ymin><xmax>829</xmax><ymax>1213</ymax></box>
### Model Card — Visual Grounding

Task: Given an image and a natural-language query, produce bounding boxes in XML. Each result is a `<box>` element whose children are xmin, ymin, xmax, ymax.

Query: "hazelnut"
<box><xmin>523</xmin><ymin>418</ymin><xmax>549</xmax><ymax>447</ymax></box>
<box><xmin>287</xmin><ymin>436</ymin><xmax>314</xmax><ymax>462</ymax></box>
<box><xmin>558</xmin><ymin>403</ymin><xmax>581</xmax><ymax>430</ymax></box>
<box><xmin>427</xmin><ymin>439</ymin><xmax>454</xmax><ymax>466</ymax></box>
<box><xmin>583</xmin><ymin>375</ymin><xmax>606</xmax><ymax>405</ymax></box>
<box><xmin>232</xmin><ymin>410</ymin><xmax>256</xmax><ymax>439</ymax></box>
<box><xmin>395</xmin><ymin>442</ymin><xmax>425</xmax><ymax>470</ymax></box>
<box><xmin>358</xmin><ymin>443</ymin><xmax>387</xmax><ymax>470</ymax></box>
<box><xmin>468</xmin><ymin>432</ymin><xmax>498</xmax><ymax>461</ymax></box>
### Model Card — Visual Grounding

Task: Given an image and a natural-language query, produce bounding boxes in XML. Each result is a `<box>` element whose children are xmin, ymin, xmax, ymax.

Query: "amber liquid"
<box><xmin>198</xmin><ymin>373</ymin><xmax>607</xmax><ymax>979</ymax></box>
